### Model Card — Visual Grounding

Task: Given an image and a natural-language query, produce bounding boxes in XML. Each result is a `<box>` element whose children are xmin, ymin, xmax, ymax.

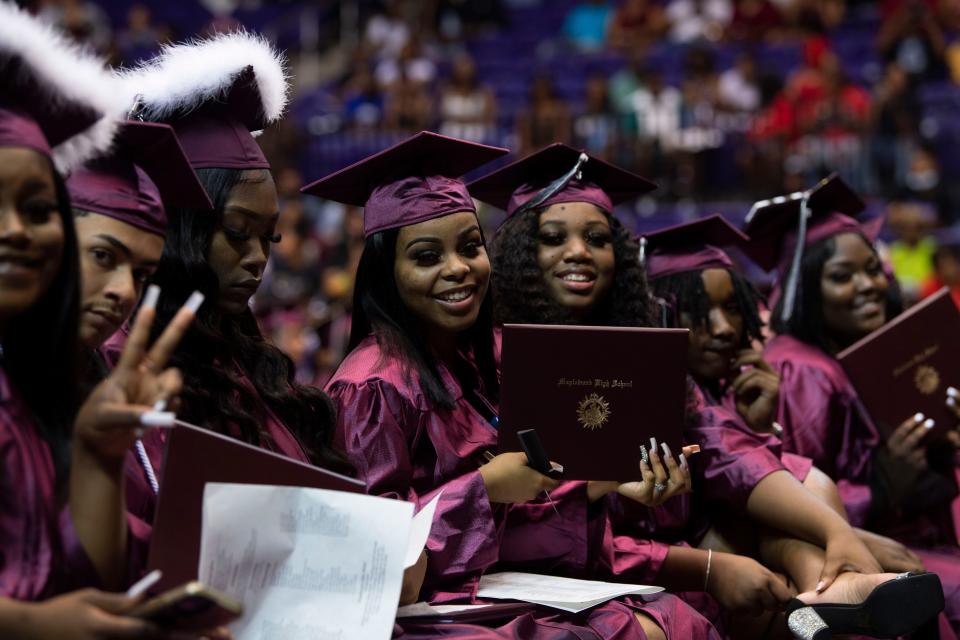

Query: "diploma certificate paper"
<box><xmin>478</xmin><ymin>572</ymin><xmax>664</xmax><ymax>613</ymax></box>
<box><xmin>199</xmin><ymin>483</ymin><xmax>415</xmax><ymax>640</ymax></box>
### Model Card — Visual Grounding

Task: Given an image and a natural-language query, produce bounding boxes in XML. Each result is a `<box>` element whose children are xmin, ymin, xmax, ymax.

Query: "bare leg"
<box><xmin>634</xmin><ymin>612</ymin><xmax>666</xmax><ymax>640</ymax></box>
<box><xmin>802</xmin><ymin>467</ymin><xmax>922</xmax><ymax>573</ymax></box>
<box><xmin>759</xmin><ymin>532</ymin><xmax>824</xmax><ymax>593</ymax></box>
<box><xmin>802</xmin><ymin>466</ymin><xmax>849</xmax><ymax>520</ymax></box>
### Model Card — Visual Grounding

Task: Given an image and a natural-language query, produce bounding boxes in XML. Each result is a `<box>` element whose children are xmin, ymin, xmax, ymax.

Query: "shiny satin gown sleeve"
<box><xmin>766</xmin><ymin>336</ymin><xmax>879</xmax><ymax>527</ymax></box>
<box><xmin>684</xmin><ymin>389</ymin><xmax>789</xmax><ymax>511</ymax></box>
<box><xmin>327</xmin><ymin>378</ymin><xmax>501</xmax><ymax>588</ymax></box>
<box><xmin>0</xmin><ymin>401</ymin><xmax>58</xmax><ymax>600</ymax></box>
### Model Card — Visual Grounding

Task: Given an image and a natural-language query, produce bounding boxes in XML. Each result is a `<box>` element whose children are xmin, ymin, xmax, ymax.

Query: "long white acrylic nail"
<box><xmin>949</xmin><ymin>387</ymin><xmax>959</xmax><ymax>398</ymax></box>
<box><xmin>661</xmin><ymin>442</ymin><xmax>672</xmax><ymax>459</ymax></box>
<box><xmin>948</xmin><ymin>397</ymin><xmax>956</xmax><ymax>407</ymax></box>
<box><xmin>140</xmin><ymin>411</ymin><xmax>176</xmax><ymax>427</ymax></box>
<box><xmin>914</xmin><ymin>412</ymin><xmax>925</xmax><ymax>423</ymax></box>
<box><xmin>152</xmin><ymin>399</ymin><xmax>167</xmax><ymax>412</ymax></box>
<box><xmin>679</xmin><ymin>453</ymin><xmax>688</xmax><ymax>469</ymax></box>
<box><xmin>184</xmin><ymin>290</ymin><xmax>205</xmax><ymax>314</ymax></box>
<box><xmin>924</xmin><ymin>418</ymin><xmax>935</xmax><ymax>430</ymax></box>
<box><xmin>127</xmin><ymin>569</ymin><xmax>162</xmax><ymax>598</ymax></box>
<box><xmin>650</xmin><ymin>437</ymin><xmax>657</xmax><ymax>453</ymax></box>
<box><xmin>142</xmin><ymin>284</ymin><xmax>160</xmax><ymax>311</ymax></box>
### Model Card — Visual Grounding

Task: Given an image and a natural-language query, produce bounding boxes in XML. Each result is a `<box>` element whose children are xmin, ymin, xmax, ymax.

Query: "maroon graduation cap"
<box><xmin>743</xmin><ymin>174</ymin><xmax>882</xmax><ymax>320</ymax></box>
<box><xmin>640</xmin><ymin>214</ymin><xmax>750</xmax><ymax>280</ymax></box>
<box><xmin>67</xmin><ymin>121</ymin><xmax>213</xmax><ymax>237</ymax></box>
<box><xmin>467</xmin><ymin>143</ymin><xmax>657</xmax><ymax>217</ymax></box>
<box><xmin>0</xmin><ymin>2</ymin><xmax>117</xmax><ymax>169</ymax></box>
<box><xmin>120</xmin><ymin>31</ymin><xmax>289</xmax><ymax>172</ymax></box>
<box><xmin>300</xmin><ymin>131</ymin><xmax>509</xmax><ymax>237</ymax></box>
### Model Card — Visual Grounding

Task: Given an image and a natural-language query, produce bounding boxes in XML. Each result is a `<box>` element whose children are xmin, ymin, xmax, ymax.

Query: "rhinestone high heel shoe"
<box><xmin>785</xmin><ymin>572</ymin><xmax>944</xmax><ymax>639</ymax></box>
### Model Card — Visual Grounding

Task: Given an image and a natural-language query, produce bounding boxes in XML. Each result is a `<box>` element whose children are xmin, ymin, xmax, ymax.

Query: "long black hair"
<box><xmin>149</xmin><ymin>168</ymin><xmax>351</xmax><ymax>475</ymax></box>
<box><xmin>771</xmin><ymin>232</ymin><xmax>902</xmax><ymax>354</ymax></box>
<box><xmin>651</xmin><ymin>267</ymin><xmax>765</xmax><ymax>347</ymax></box>
<box><xmin>490</xmin><ymin>206</ymin><xmax>656</xmax><ymax>327</ymax></box>
<box><xmin>349</xmin><ymin>225</ymin><xmax>499</xmax><ymax>411</ymax></box>
<box><xmin>4</xmin><ymin>161</ymin><xmax>80</xmax><ymax>480</ymax></box>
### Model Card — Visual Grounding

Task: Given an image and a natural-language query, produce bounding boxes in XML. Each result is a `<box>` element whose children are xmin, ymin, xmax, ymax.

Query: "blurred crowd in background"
<box><xmin>18</xmin><ymin>0</ymin><xmax>960</xmax><ymax>383</ymax></box>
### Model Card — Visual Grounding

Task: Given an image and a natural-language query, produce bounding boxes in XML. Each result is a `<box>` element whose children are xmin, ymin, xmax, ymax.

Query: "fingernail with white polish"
<box><xmin>914</xmin><ymin>412</ymin><xmax>925</xmax><ymax>423</ymax></box>
<box><xmin>949</xmin><ymin>387</ymin><xmax>958</xmax><ymax>398</ymax></box>
<box><xmin>152</xmin><ymin>399</ymin><xmax>167</xmax><ymax>412</ymax></box>
<box><xmin>650</xmin><ymin>437</ymin><xmax>657</xmax><ymax>453</ymax></box>
<box><xmin>948</xmin><ymin>397</ymin><xmax>956</xmax><ymax>407</ymax></box>
<box><xmin>142</xmin><ymin>284</ymin><xmax>160</xmax><ymax>311</ymax></box>
<box><xmin>184</xmin><ymin>291</ymin><xmax>205</xmax><ymax>314</ymax></box>
<box><xmin>127</xmin><ymin>569</ymin><xmax>162</xmax><ymax>598</ymax></box>
<box><xmin>661</xmin><ymin>442</ymin><xmax>672</xmax><ymax>459</ymax></box>
<box><xmin>140</xmin><ymin>411</ymin><xmax>176</xmax><ymax>427</ymax></box>
<box><xmin>679</xmin><ymin>453</ymin><xmax>688</xmax><ymax>469</ymax></box>
<box><xmin>924</xmin><ymin>418</ymin><xmax>935</xmax><ymax>430</ymax></box>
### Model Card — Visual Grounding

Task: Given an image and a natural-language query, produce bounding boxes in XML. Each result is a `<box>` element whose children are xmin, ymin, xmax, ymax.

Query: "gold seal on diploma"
<box><xmin>914</xmin><ymin>364</ymin><xmax>940</xmax><ymax>395</ymax></box>
<box><xmin>577</xmin><ymin>393</ymin><xmax>611</xmax><ymax>430</ymax></box>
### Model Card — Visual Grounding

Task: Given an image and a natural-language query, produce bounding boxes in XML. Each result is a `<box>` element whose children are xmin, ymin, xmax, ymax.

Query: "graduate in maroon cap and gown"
<box><xmin>748</xmin><ymin>175</ymin><xmax>960</xmax><ymax>634</ymax></box>
<box><xmin>68</xmin><ymin>120</ymin><xmax>212</xmax><ymax>369</ymax></box>
<box><xmin>89</xmin><ymin>33</ymin><xmax>356</xmax><ymax>569</ymax></box>
<box><xmin>474</xmin><ymin>146</ymin><xmax>945</xmax><ymax>639</ymax></box>
<box><xmin>642</xmin><ymin>213</ymin><xmax>958</xmax><ymax>638</ymax></box>
<box><xmin>310</xmin><ymin>131</ymin><xmax>720</xmax><ymax>640</ymax></box>
<box><xmin>0</xmin><ymin>3</ymin><xmax>198</xmax><ymax>636</ymax></box>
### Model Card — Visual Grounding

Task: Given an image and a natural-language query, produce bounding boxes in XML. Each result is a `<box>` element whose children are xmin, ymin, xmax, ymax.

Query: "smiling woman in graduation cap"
<box><xmin>308</xmin><ymin>131</ymin><xmax>721</xmax><ymax>640</ymax></box>
<box><xmin>751</xmin><ymin>175</ymin><xmax>960</xmax><ymax>636</ymax></box>
<box><xmin>471</xmin><ymin>146</ymin><xmax>945</xmax><ymax>638</ymax></box>
<box><xmin>0</xmin><ymin>2</ymin><xmax>199</xmax><ymax>637</ymax></box>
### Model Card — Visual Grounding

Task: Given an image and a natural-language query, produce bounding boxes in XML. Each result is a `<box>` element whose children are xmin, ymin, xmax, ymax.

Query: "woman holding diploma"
<box><xmin>312</xmin><ymin>131</ymin><xmax>720</xmax><ymax>640</ymax></box>
<box><xmin>472</xmin><ymin>146</ymin><xmax>943</xmax><ymax>639</ymax></box>
<box><xmin>0</xmin><ymin>4</ymin><xmax>203</xmax><ymax>636</ymax></box>
<box><xmin>643</xmin><ymin>214</ymin><xmax>923</xmax><ymax>570</ymax></box>
<box><xmin>640</xmin><ymin>213</ymin><xmax>957</xmax><ymax>636</ymax></box>
<box><xmin>749</xmin><ymin>176</ymin><xmax>960</xmax><ymax>634</ymax></box>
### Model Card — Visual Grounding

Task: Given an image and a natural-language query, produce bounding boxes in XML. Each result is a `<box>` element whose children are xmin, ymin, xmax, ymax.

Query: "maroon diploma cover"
<box><xmin>147</xmin><ymin>422</ymin><xmax>364</xmax><ymax>591</ymax></box>
<box><xmin>837</xmin><ymin>287</ymin><xmax>960</xmax><ymax>440</ymax></box>
<box><xmin>498</xmin><ymin>324</ymin><xmax>689</xmax><ymax>481</ymax></box>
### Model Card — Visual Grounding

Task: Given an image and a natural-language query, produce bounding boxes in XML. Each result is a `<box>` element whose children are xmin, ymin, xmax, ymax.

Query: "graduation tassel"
<box><xmin>515</xmin><ymin>152</ymin><xmax>589</xmax><ymax>216</ymax></box>
<box><xmin>780</xmin><ymin>190</ymin><xmax>812</xmax><ymax>323</ymax></box>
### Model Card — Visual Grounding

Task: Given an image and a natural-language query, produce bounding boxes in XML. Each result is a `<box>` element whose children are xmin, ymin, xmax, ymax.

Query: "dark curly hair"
<box><xmin>651</xmin><ymin>267</ymin><xmax>765</xmax><ymax>348</ymax></box>
<box><xmin>348</xmin><ymin>226</ymin><xmax>499</xmax><ymax>410</ymax></box>
<box><xmin>490</xmin><ymin>206</ymin><xmax>656</xmax><ymax>327</ymax></box>
<box><xmin>148</xmin><ymin>168</ymin><xmax>352</xmax><ymax>475</ymax></box>
<box><xmin>771</xmin><ymin>232</ymin><xmax>902</xmax><ymax>354</ymax></box>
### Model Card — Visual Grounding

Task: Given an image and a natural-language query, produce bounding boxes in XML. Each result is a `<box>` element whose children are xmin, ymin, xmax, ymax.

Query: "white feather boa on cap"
<box><xmin>0</xmin><ymin>1</ymin><xmax>121</xmax><ymax>173</ymax></box>
<box><xmin>117</xmin><ymin>30</ymin><xmax>289</xmax><ymax>131</ymax></box>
